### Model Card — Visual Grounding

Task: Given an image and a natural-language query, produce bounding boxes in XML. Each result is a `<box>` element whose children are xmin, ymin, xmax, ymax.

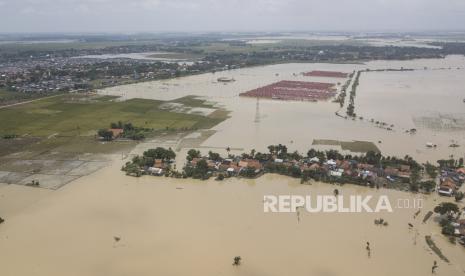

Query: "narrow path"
<box><xmin>0</xmin><ymin>94</ymin><xmax>64</xmax><ymax>110</ymax></box>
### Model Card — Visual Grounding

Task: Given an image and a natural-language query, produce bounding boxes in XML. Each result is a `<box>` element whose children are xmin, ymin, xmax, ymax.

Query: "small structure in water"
<box><xmin>217</xmin><ymin>77</ymin><xmax>235</xmax><ymax>83</ymax></box>
<box><xmin>426</xmin><ymin>142</ymin><xmax>437</xmax><ymax>148</ymax></box>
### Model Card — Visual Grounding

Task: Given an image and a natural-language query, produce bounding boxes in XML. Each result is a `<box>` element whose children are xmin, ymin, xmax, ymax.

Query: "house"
<box><xmin>148</xmin><ymin>167</ymin><xmax>163</xmax><ymax>176</ymax></box>
<box><xmin>238</xmin><ymin>160</ymin><xmax>249</xmax><ymax>168</ymax></box>
<box><xmin>340</xmin><ymin>160</ymin><xmax>351</xmax><ymax>170</ymax></box>
<box><xmin>238</xmin><ymin>159</ymin><xmax>262</xmax><ymax>170</ymax></box>
<box><xmin>207</xmin><ymin>160</ymin><xmax>218</xmax><ymax>170</ymax></box>
<box><xmin>307</xmin><ymin>163</ymin><xmax>320</xmax><ymax>171</ymax></box>
<box><xmin>309</xmin><ymin>157</ymin><xmax>320</xmax><ymax>163</ymax></box>
<box><xmin>457</xmin><ymin>168</ymin><xmax>465</xmax><ymax>175</ymax></box>
<box><xmin>326</xmin><ymin>159</ymin><xmax>337</xmax><ymax>166</ymax></box>
<box><xmin>440</xmin><ymin>178</ymin><xmax>457</xmax><ymax>191</ymax></box>
<box><xmin>153</xmin><ymin>159</ymin><xmax>167</xmax><ymax>169</ymax></box>
<box><xmin>384</xmin><ymin>166</ymin><xmax>399</xmax><ymax>176</ymax></box>
<box><xmin>398</xmin><ymin>170</ymin><xmax>411</xmax><ymax>179</ymax></box>
<box><xmin>357</xmin><ymin>163</ymin><xmax>374</xmax><ymax>170</ymax></box>
<box><xmin>109</xmin><ymin>128</ymin><xmax>124</xmax><ymax>138</ymax></box>
<box><xmin>438</xmin><ymin>186</ymin><xmax>453</xmax><ymax>197</ymax></box>
<box><xmin>400</xmin><ymin>165</ymin><xmax>411</xmax><ymax>172</ymax></box>
<box><xmin>190</xmin><ymin>158</ymin><xmax>202</xmax><ymax>166</ymax></box>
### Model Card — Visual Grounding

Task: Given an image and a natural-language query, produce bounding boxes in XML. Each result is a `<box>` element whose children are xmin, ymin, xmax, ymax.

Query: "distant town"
<box><xmin>2</xmin><ymin>33</ymin><xmax>465</xmax><ymax>105</ymax></box>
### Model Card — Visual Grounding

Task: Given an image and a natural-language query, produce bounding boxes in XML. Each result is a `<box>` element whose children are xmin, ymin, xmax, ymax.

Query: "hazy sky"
<box><xmin>1</xmin><ymin>0</ymin><xmax>465</xmax><ymax>33</ymax></box>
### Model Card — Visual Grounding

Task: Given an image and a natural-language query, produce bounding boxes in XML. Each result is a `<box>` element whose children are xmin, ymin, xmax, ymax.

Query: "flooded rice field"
<box><xmin>100</xmin><ymin>55</ymin><xmax>465</xmax><ymax>163</ymax></box>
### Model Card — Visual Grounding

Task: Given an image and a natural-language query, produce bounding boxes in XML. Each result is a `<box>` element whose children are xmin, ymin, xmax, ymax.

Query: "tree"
<box><xmin>143</xmin><ymin>147</ymin><xmax>176</xmax><ymax>161</ymax></box>
<box><xmin>187</xmin><ymin>149</ymin><xmax>201</xmax><ymax>161</ymax></box>
<box><xmin>123</xmin><ymin>122</ymin><xmax>134</xmax><ymax>132</ymax></box>
<box><xmin>410</xmin><ymin>169</ymin><xmax>421</xmax><ymax>185</ymax></box>
<box><xmin>208</xmin><ymin>151</ymin><xmax>221</xmax><ymax>161</ymax></box>
<box><xmin>250</xmin><ymin>149</ymin><xmax>256</xmax><ymax>159</ymax></box>
<box><xmin>424</xmin><ymin>162</ymin><xmax>438</xmax><ymax>179</ymax></box>
<box><xmin>98</xmin><ymin>129</ymin><xmax>113</xmax><ymax>141</ymax></box>
<box><xmin>434</xmin><ymin>202</ymin><xmax>459</xmax><ymax>216</ymax></box>
<box><xmin>193</xmin><ymin>159</ymin><xmax>209</xmax><ymax>178</ymax></box>
<box><xmin>420</xmin><ymin>181</ymin><xmax>435</xmax><ymax>193</ymax></box>
<box><xmin>455</xmin><ymin>191</ymin><xmax>464</xmax><ymax>202</ymax></box>
<box><xmin>442</xmin><ymin>224</ymin><xmax>455</xmax><ymax>236</ymax></box>
<box><xmin>240</xmin><ymin>167</ymin><xmax>257</xmax><ymax>178</ymax></box>
<box><xmin>110</xmin><ymin>121</ymin><xmax>123</xmax><ymax>129</ymax></box>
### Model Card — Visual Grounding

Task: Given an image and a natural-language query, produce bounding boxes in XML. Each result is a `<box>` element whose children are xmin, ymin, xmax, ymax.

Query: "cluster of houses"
<box><xmin>136</xmin><ymin>148</ymin><xmax>465</xmax><ymax>200</ymax></box>
<box><xmin>181</xmin><ymin>154</ymin><xmax>417</xmax><ymax>187</ymax></box>
<box><xmin>190</xmin><ymin>157</ymin><xmax>263</xmax><ymax>176</ymax></box>
<box><xmin>449</xmin><ymin>220</ymin><xmax>465</xmax><ymax>246</ymax></box>
<box><xmin>438</xmin><ymin>168</ymin><xmax>465</xmax><ymax>196</ymax></box>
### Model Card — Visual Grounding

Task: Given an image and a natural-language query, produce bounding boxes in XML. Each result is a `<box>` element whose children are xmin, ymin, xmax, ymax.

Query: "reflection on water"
<box><xmin>100</xmin><ymin>55</ymin><xmax>465</xmax><ymax>162</ymax></box>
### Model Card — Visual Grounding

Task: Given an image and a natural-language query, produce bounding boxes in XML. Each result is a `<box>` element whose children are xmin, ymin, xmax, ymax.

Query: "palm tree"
<box><xmin>250</xmin><ymin>149</ymin><xmax>256</xmax><ymax>159</ymax></box>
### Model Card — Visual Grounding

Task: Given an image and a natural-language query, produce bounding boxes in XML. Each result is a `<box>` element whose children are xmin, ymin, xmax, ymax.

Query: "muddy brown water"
<box><xmin>1</xmin><ymin>159</ymin><xmax>465</xmax><ymax>276</ymax></box>
<box><xmin>100</xmin><ymin>55</ymin><xmax>465</xmax><ymax>163</ymax></box>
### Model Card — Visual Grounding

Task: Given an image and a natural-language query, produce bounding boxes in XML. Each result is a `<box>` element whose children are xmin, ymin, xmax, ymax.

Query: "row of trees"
<box><xmin>346</xmin><ymin>71</ymin><xmax>361</xmax><ymax>117</ymax></box>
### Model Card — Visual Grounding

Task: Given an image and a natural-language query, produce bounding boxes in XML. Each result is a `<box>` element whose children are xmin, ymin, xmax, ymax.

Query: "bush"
<box><xmin>455</xmin><ymin>191</ymin><xmax>464</xmax><ymax>202</ymax></box>
<box><xmin>442</xmin><ymin>224</ymin><xmax>455</xmax><ymax>236</ymax></box>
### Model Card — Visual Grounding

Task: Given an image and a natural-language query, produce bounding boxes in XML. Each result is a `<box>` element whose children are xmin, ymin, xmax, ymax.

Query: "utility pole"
<box><xmin>254</xmin><ymin>97</ymin><xmax>260</xmax><ymax>123</ymax></box>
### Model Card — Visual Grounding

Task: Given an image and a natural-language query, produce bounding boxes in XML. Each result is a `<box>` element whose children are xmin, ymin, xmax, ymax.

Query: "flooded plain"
<box><xmin>101</xmin><ymin>55</ymin><xmax>465</xmax><ymax>163</ymax></box>
<box><xmin>2</xmin><ymin>55</ymin><xmax>465</xmax><ymax>276</ymax></box>
<box><xmin>1</xmin><ymin>159</ymin><xmax>465</xmax><ymax>276</ymax></box>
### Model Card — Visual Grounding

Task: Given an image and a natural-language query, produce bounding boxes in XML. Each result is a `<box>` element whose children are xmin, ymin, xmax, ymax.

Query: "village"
<box><xmin>122</xmin><ymin>144</ymin><xmax>464</xmax><ymax>194</ymax></box>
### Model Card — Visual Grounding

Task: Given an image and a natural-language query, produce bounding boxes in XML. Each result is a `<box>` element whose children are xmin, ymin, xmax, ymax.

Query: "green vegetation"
<box><xmin>424</xmin><ymin>162</ymin><xmax>438</xmax><ymax>179</ymax></box>
<box><xmin>0</xmin><ymin>94</ymin><xmax>227</xmax><ymax>137</ymax></box>
<box><xmin>186</xmin><ymin>149</ymin><xmax>201</xmax><ymax>161</ymax></box>
<box><xmin>97</xmin><ymin>129</ymin><xmax>114</xmax><ymax>141</ymax></box>
<box><xmin>0</xmin><ymin>88</ymin><xmax>60</xmax><ymax>105</ymax></box>
<box><xmin>122</xmin><ymin>147</ymin><xmax>176</xmax><ymax>177</ymax></box>
<box><xmin>184</xmin><ymin>159</ymin><xmax>210</xmax><ymax>179</ymax></box>
<box><xmin>434</xmin><ymin>202</ymin><xmax>459</xmax><ymax>216</ymax></box>
<box><xmin>455</xmin><ymin>191</ymin><xmax>464</xmax><ymax>202</ymax></box>
<box><xmin>419</xmin><ymin>180</ymin><xmax>436</xmax><ymax>193</ymax></box>
<box><xmin>0</xmin><ymin>94</ymin><xmax>228</xmax><ymax>156</ymax></box>
<box><xmin>346</xmin><ymin>71</ymin><xmax>361</xmax><ymax>117</ymax></box>
<box><xmin>425</xmin><ymin>236</ymin><xmax>449</xmax><ymax>263</ymax></box>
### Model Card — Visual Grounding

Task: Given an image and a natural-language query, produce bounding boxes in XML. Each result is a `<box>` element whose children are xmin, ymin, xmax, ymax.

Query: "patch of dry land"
<box><xmin>1</xmin><ymin>158</ymin><xmax>465</xmax><ymax>276</ymax></box>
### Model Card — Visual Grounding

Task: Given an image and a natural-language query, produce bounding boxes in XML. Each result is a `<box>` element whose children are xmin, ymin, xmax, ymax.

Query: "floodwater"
<box><xmin>1</xmin><ymin>159</ymin><xmax>465</xmax><ymax>276</ymax></box>
<box><xmin>100</xmin><ymin>55</ymin><xmax>465</xmax><ymax>163</ymax></box>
